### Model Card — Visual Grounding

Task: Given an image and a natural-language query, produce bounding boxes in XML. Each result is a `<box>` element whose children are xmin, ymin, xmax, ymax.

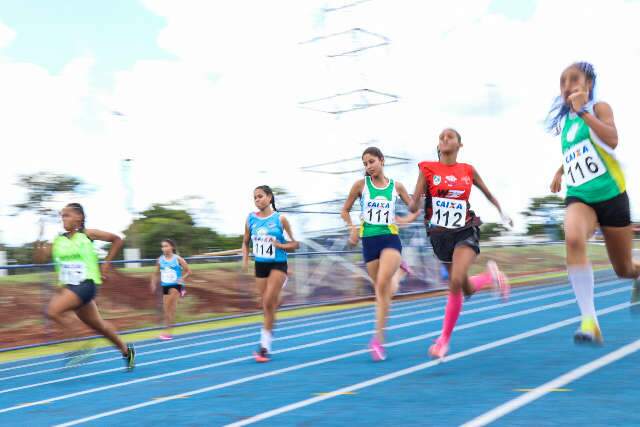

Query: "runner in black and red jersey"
<box><xmin>410</xmin><ymin>128</ymin><xmax>513</xmax><ymax>360</ymax></box>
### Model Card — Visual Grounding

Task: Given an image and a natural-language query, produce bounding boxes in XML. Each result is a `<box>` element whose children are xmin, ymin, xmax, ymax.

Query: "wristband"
<box><xmin>576</xmin><ymin>104</ymin><xmax>591</xmax><ymax>117</ymax></box>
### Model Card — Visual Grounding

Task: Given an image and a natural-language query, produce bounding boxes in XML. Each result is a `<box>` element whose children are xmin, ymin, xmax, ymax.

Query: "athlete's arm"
<box><xmin>409</xmin><ymin>172</ymin><xmax>426</xmax><ymax>213</ymax></box>
<box><xmin>581</xmin><ymin>102</ymin><xmax>618</xmax><ymax>149</ymax></box>
<box><xmin>551</xmin><ymin>165</ymin><xmax>564</xmax><ymax>193</ymax></box>
<box><xmin>150</xmin><ymin>262</ymin><xmax>160</xmax><ymax>293</ymax></box>
<box><xmin>341</xmin><ymin>179</ymin><xmax>364</xmax><ymax>228</ymax></box>
<box><xmin>242</xmin><ymin>221</ymin><xmax>251</xmax><ymax>269</ymax></box>
<box><xmin>276</xmin><ymin>215</ymin><xmax>300</xmax><ymax>251</ymax></box>
<box><xmin>472</xmin><ymin>168</ymin><xmax>513</xmax><ymax>226</ymax></box>
<box><xmin>86</xmin><ymin>229</ymin><xmax>124</xmax><ymax>280</ymax></box>
<box><xmin>395</xmin><ymin>181</ymin><xmax>421</xmax><ymax>224</ymax></box>
<box><xmin>341</xmin><ymin>180</ymin><xmax>364</xmax><ymax>244</ymax></box>
<box><xmin>178</xmin><ymin>256</ymin><xmax>192</xmax><ymax>282</ymax></box>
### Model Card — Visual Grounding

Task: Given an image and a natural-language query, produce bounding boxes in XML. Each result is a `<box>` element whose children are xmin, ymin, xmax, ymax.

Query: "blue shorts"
<box><xmin>362</xmin><ymin>234</ymin><xmax>402</xmax><ymax>263</ymax></box>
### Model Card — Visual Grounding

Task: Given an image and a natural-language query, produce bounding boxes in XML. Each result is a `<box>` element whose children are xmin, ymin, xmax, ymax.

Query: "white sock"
<box><xmin>260</xmin><ymin>328</ymin><xmax>273</xmax><ymax>352</ymax></box>
<box><xmin>568</xmin><ymin>264</ymin><xmax>598</xmax><ymax>324</ymax></box>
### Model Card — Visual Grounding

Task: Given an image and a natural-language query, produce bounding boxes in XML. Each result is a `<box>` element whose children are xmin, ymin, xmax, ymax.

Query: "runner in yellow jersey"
<box><xmin>547</xmin><ymin>62</ymin><xmax>640</xmax><ymax>344</ymax></box>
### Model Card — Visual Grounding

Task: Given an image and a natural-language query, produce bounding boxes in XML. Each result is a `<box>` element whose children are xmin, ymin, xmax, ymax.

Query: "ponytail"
<box><xmin>255</xmin><ymin>185</ymin><xmax>277</xmax><ymax>211</ymax></box>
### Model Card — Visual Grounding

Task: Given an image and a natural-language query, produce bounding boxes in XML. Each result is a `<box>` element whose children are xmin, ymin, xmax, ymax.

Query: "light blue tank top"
<box><xmin>159</xmin><ymin>255</ymin><xmax>183</xmax><ymax>286</ymax></box>
<box><xmin>247</xmin><ymin>211</ymin><xmax>287</xmax><ymax>263</ymax></box>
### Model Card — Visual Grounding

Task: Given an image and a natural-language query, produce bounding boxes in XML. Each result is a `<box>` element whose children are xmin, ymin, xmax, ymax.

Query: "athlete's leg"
<box><xmin>564</xmin><ymin>202</ymin><xmax>599</xmax><ymax>321</ymax></box>
<box><xmin>261</xmin><ymin>270</ymin><xmax>287</xmax><ymax>352</ymax></box>
<box><xmin>371</xmin><ymin>249</ymin><xmax>402</xmax><ymax>344</ymax></box>
<box><xmin>441</xmin><ymin>246</ymin><xmax>477</xmax><ymax>343</ymax></box>
<box><xmin>46</xmin><ymin>288</ymin><xmax>83</xmax><ymax>332</ymax></box>
<box><xmin>163</xmin><ymin>288</ymin><xmax>180</xmax><ymax>332</ymax></box>
<box><xmin>601</xmin><ymin>225</ymin><xmax>640</xmax><ymax>279</ymax></box>
<box><xmin>75</xmin><ymin>301</ymin><xmax>128</xmax><ymax>355</ymax></box>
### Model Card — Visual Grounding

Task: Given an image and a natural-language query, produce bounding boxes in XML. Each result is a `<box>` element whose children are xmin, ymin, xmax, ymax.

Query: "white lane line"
<box><xmin>0</xmin><ymin>281</ymin><xmax>627</xmax><ymax>396</ymax></box>
<box><xmin>2</xmin><ymin>279</ymin><xmax>619</xmax><ymax>394</ymax></box>
<box><xmin>3</xmin><ymin>284</ymin><xmax>617</xmax><ymax>414</ymax></box>
<box><xmin>0</xmin><ymin>279</ymin><xmax>577</xmax><ymax>372</ymax></box>
<box><xmin>0</xmin><ymin>293</ymin><xmax>449</xmax><ymax>373</ymax></box>
<box><xmin>0</xmin><ymin>296</ymin><xmax>462</xmax><ymax>381</ymax></box>
<box><xmin>224</xmin><ymin>302</ymin><xmax>632</xmax><ymax>427</ymax></box>
<box><xmin>461</xmin><ymin>338</ymin><xmax>640</xmax><ymax>427</ymax></box>
<box><xmin>0</xmin><ymin>279</ymin><xmax>590</xmax><ymax>382</ymax></box>
<box><xmin>55</xmin><ymin>301</ymin><xmax>632</xmax><ymax>427</ymax></box>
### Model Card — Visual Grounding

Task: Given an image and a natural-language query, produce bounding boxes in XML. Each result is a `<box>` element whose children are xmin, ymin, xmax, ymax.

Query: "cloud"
<box><xmin>2</xmin><ymin>0</ymin><xmax>640</xmax><ymax>245</ymax></box>
<box><xmin>0</xmin><ymin>21</ymin><xmax>15</xmax><ymax>49</ymax></box>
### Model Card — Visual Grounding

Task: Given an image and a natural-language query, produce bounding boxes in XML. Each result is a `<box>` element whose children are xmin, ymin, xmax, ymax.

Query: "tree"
<box><xmin>123</xmin><ymin>204</ymin><xmax>242</xmax><ymax>258</ymax></box>
<box><xmin>479</xmin><ymin>222</ymin><xmax>509</xmax><ymax>241</ymax></box>
<box><xmin>521</xmin><ymin>195</ymin><xmax>565</xmax><ymax>239</ymax></box>
<box><xmin>13</xmin><ymin>172</ymin><xmax>86</xmax><ymax>240</ymax></box>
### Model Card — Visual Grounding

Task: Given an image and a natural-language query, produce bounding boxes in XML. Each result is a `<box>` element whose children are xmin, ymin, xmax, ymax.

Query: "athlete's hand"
<box><xmin>550</xmin><ymin>170</ymin><xmax>563</xmax><ymax>193</ymax></box>
<box><xmin>100</xmin><ymin>262</ymin><xmax>112</xmax><ymax>281</ymax></box>
<box><xmin>242</xmin><ymin>258</ymin><xmax>250</xmax><ymax>274</ymax></box>
<box><xmin>567</xmin><ymin>91</ymin><xmax>588</xmax><ymax>113</ymax></box>
<box><xmin>348</xmin><ymin>226</ymin><xmax>360</xmax><ymax>247</ymax></box>
<box><xmin>500</xmin><ymin>213</ymin><xmax>514</xmax><ymax>229</ymax></box>
<box><xmin>33</xmin><ymin>241</ymin><xmax>51</xmax><ymax>264</ymax></box>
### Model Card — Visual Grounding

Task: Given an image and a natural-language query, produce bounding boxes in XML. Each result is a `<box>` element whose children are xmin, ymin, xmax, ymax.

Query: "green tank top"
<box><xmin>561</xmin><ymin>112</ymin><xmax>625</xmax><ymax>203</ymax></box>
<box><xmin>52</xmin><ymin>232</ymin><xmax>102</xmax><ymax>286</ymax></box>
<box><xmin>360</xmin><ymin>176</ymin><xmax>399</xmax><ymax>238</ymax></box>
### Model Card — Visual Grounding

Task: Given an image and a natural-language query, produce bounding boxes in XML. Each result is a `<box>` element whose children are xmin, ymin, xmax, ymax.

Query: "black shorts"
<box><xmin>66</xmin><ymin>280</ymin><xmax>98</xmax><ymax>305</ymax></box>
<box><xmin>255</xmin><ymin>261</ymin><xmax>288</xmax><ymax>278</ymax></box>
<box><xmin>429</xmin><ymin>226</ymin><xmax>480</xmax><ymax>263</ymax></box>
<box><xmin>362</xmin><ymin>234</ymin><xmax>402</xmax><ymax>263</ymax></box>
<box><xmin>162</xmin><ymin>284</ymin><xmax>184</xmax><ymax>295</ymax></box>
<box><xmin>566</xmin><ymin>192</ymin><xmax>631</xmax><ymax>228</ymax></box>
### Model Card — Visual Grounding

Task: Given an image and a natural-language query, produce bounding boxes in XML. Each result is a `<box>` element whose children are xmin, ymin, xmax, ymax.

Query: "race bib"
<box><xmin>161</xmin><ymin>268</ymin><xmax>178</xmax><ymax>284</ymax></box>
<box><xmin>430</xmin><ymin>197</ymin><xmax>467</xmax><ymax>229</ymax></box>
<box><xmin>253</xmin><ymin>235</ymin><xmax>275</xmax><ymax>259</ymax></box>
<box><xmin>59</xmin><ymin>262</ymin><xmax>86</xmax><ymax>286</ymax></box>
<box><xmin>363</xmin><ymin>201</ymin><xmax>394</xmax><ymax>225</ymax></box>
<box><xmin>563</xmin><ymin>139</ymin><xmax>607</xmax><ymax>187</ymax></box>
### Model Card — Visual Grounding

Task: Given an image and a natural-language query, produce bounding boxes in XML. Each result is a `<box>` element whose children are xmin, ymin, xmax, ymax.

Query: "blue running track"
<box><xmin>0</xmin><ymin>271</ymin><xmax>638</xmax><ymax>426</ymax></box>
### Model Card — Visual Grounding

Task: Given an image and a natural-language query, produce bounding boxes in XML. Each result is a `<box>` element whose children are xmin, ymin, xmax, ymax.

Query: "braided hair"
<box><xmin>65</xmin><ymin>203</ymin><xmax>86</xmax><ymax>232</ymax></box>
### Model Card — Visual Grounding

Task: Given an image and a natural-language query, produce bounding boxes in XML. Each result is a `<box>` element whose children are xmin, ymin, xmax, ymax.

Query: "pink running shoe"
<box><xmin>428</xmin><ymin>338</ymin><xmax>449</xmax><ymax>360</ymax></box>
<box><xmin>487</xmin><ymin>260</ymin><xmax>510</xmax><ymax>302</ymax></box>
<box><xmin>159</xmin><ymin>333</ymin><xmax>173</xmax><ymax>341</ymax></box>
<box><xmin>399</xmin><ymin>260</ymin><xmax>414</xmax><ymax>276</ymax></box>
<box><xmin>369</xmin><ymin>336</ymin><xmax>387</xmax><ymax>361</ymax></box>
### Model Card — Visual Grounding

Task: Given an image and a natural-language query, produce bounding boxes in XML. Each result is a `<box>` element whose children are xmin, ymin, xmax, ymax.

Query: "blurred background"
<box><xmin>1</xmin><ymin>0</ymin><xmax>639</xmax><ymax>350</ymax></box>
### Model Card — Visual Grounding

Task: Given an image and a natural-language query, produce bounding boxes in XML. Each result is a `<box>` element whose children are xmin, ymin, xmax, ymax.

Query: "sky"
<box><xmin>1</xmin><ymin>0</ymin><xmax>639</xmax><ymax>245</ymax></box>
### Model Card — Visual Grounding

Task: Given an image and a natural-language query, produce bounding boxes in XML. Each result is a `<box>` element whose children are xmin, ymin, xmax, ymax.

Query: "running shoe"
<box><xmin>487</xmin><ymin>260</ymin><xmax>510</xmax><ymax>302</ymax></box>
<box><xmin>159</xmin><ymin>333</ymin><xmax>173</xmax><ymax>341</ymax></box>
<box><xmin>399</xmin><ymin>260</ymin><xmax>414</xmax><ymax>276</ymax></box>
<box><xmin>254</xmin><ymin>346</ymin><xmax>271</xmax><ymax>363</ymax></box>
<box><xmin>369</xmin><ymin>336</ymin><xmax>387</xmax><ymax>361</ymax></box>
<box><xmin>65</xmin><ymin>345</ymin><xmax>96</xmax><ymax>368</ymax></box>
<box><xmin>428</xmin><ymin>337</ymin><xmax>449</xmax><ymax>361</ymax></box>
<box><xmin>573</xmin><ymin>317</ymin><xmax>603</xmax><ymax>345</ymax></box>
<box><xmin>123</xmin><ymin>343</ymin><xmax>136</xmax><ymax>371</ymax></box>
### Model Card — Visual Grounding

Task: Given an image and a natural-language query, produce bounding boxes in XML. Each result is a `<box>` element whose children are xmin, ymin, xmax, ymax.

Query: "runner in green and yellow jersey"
<box><xmin>42</xmin><ymin>203</ymin><xmax>135</xmax><ymax>370</ymax></box>
<box><xmin>341</xmin><ymin>147</ymin><xmax>419</xmax><ymax>361</ymax></box>
<box><xmin>548</xmin><ymin>62</ymin><xmax>640</xmax><ymax>345</ymax></box>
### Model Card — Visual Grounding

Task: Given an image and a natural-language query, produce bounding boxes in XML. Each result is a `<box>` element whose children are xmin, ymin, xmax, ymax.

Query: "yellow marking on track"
<box><xmin>313</xmin><ymin>392</ymin><xmax>357</xmax><ymax>396</ymax></box>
